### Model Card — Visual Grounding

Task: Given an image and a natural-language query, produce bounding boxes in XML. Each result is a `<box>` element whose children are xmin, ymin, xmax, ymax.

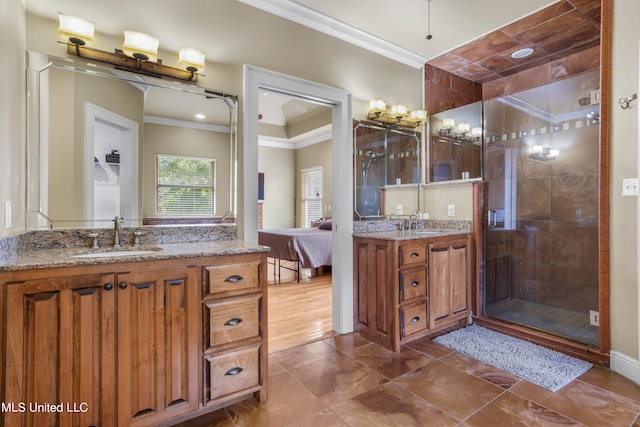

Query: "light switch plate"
<box><xmin>447</xmin><ymin>204</ymin><xmax>455</xmax><ymax>217</ymax></box>
<box><xmin>4</xmin><ymin>202</ymin><xmax>11</xmax><ymax>229</ymax></box>
<box><xmin>622</xmin><ymin>178</ymin><xmax>638</xmax><ymax>197</ymax></box>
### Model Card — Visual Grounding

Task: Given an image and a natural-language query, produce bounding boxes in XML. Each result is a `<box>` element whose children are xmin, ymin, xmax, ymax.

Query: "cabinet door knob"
<box><xmin>119</xmin><ymin>282</ymin><xmax>128</xmax><ymax>289</ymax></box>
<box><xmin>224</xmin><ymin>275</ymin><xmax>244</xmax><ymax>283</ymax></box>
<box><xmin>225</xmin><ymin>367</ymin><xmax>243</xmax><ymax>376</ymax></box>
<box><xmin>224</xmin><ymin>317</ymin><xmax>243</xmax><ymax>326</ymax></box>
<box><xmin>411</xmin><ymin>281</ymin><xmax>420</xmax><ymax>287</ymax></box>
<box><xmin>103</xmin><ymin>283</ymin><xmax>113</xmax><ymax>291</ymax></box>
<box><xmin>411</xmin><ymin>316</ymin><xmax>420</xmax><ymax>323</ymax></box>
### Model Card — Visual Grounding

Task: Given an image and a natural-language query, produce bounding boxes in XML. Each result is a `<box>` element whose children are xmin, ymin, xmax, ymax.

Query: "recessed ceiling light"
<box><xmin>195</xmin><ymin>113</ymin><xmax>206</xmax><ymax>119</ymax></box>
<box><xmin>511</xmin><ymin>47</ymin><xmax>535</xmax><ymax>59</ymax></box>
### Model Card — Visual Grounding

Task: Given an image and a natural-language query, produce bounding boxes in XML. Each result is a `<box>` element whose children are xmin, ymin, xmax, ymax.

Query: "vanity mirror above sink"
<box><xmin>26</xmin><ymin>51</ymin><xmax>238</xmax><ymax>230</ymax></box>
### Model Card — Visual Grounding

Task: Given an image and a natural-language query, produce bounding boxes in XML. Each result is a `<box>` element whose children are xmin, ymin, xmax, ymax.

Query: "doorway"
<box><xmin>84</xmin><ymin>103</ymin><xmax>138</xmax><ymax>227</ymax></box>
<box><xmin>243</xmin><ymin>65</ymin><xmax>354</xmax><ymax>342</ymax></box>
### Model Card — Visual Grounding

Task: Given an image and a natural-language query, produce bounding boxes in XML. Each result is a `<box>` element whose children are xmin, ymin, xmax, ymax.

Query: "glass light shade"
<box><xmin>442</xmin><ymin>117</ymin><xmax>455</xmax><ymax>129</ymax></box>
<box><xmin>471</xmin><ymin>127</ymin><xmax>482</xmax><ymax>137</ymax></box>
<box><xmin>457</xmin><ymin>122</ymin><xmax>470</xmax><ymax>133</ymax></box>
<box><xmin>408</xmin><ymin>110</ymin><xmax>427</xmax><ymax>123</ymax></box>
<box><xmin>369</xmin><ymin>99</ymin><xmax>387</xmax><ymax>113</ymax></box>
<box><xmin>549</xmin><ymin>149</ymin><xmax>560</xmax><ymax>158</ymax></box>
<box><xmin>122</xmin><ymin>31</ymin><xmax>159</xmax><ymax>62</ymax></box>
<box><xmin>390</xmin><ymin>104</ymin><xmax>408</xmax><ymax>118</ymax></box>
<box><xmin>530</xmin><ymin>145</ymin><xmax>543</xmax><ymax>154</ymax></box>
<box><xmin>178</xmin><ymin>47</ymin><xmax>206</xmax><ymax>73</ymax></box>
<box><xmin>58</xmin><ymin>13</ymin><xmax>95</xmax><ymax>46</ymax></box>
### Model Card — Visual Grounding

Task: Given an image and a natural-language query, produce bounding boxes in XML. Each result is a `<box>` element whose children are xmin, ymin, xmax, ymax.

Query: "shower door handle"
<box><xmin>488</xmin><ymin>209</ymin><xmax>497</xmax><ymax>228</ymax></box>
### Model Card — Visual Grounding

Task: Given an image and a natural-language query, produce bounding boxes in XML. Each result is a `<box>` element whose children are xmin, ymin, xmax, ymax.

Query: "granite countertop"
<box><xmin>0</xmin><ymin>240</ymin><xmax>270</xmax><ymax>272</ymax></box>
<box><xmin>352</xmin><ymin>229</ymin><xmax>470</xmax><ymax>241</ymax></box>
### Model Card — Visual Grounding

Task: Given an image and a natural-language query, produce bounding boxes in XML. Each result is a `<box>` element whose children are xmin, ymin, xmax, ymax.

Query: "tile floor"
<box><xmin>179</xmin><ymin>333</ymin><xmax>640</xmax><ymax>426</ymax></box>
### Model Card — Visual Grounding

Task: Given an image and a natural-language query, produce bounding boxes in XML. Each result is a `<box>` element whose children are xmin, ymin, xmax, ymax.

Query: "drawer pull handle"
<box><xmin>225</xmin><ymin>367</ymin><xmax>243</xmax><ymax>376</ymax></box>
<box><xmin>411</xmin><ymin>316</ymin><xmax>420</xmax><ymax>323</ymax></box>
<box><xmin>411</xmin><ymin>281</ymin><xmax>420</xmax><ymax>287</ymax></box>
<box><xmin>453</xmin><ymin>245</ymin><xmax>467</xmax><ymax>250</ymax></box>
<box><xmin>103</xmin><ymin>283</ymin><xmax>113</xmax><ymax>291</ymax></box>
<box><xmin>224</xmin><ymin>275</ymin><xmax>244</xmax><ymax>283</ymax></box>
<box><xmin>224</xmin><ymin>317</ymin><xmax>243</xmax><ymax>327</ymax></box>
<box><xmin>431</xmin><ymin>247</ymin><xmax>448</xmax><ymax>252</ymax></box>
<box><xmin>410</xmin><ymin>252</ymin><xmax>420</xmax><ymax>258</ymax></box>
<box><xmin>166</xmin><ymin>279</ymin><xmax>185</xmax><ymax>286</ymax></box>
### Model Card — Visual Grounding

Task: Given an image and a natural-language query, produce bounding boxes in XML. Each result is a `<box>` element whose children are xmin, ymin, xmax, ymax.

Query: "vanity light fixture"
<box><xmin>57</xmin><ymin>12</ymin><xmax>205</xmax><ymax>82</ymax></box>
<box><xmin>367</xmin><ymin>99</ymin><xmax>426</xmax><ymax>128</ymax></box>
<box><xmin>529</xmin><ymin>145</ymin><xmax>559</xmax><ymax>160</ymax></box>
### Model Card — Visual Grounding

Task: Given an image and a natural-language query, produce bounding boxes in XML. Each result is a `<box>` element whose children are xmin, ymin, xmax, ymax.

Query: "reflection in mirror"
<box><xmin>353</xmin><ymin>121</ymin><xmax>421</xmax><ymax>220</ymax></box>
<box><xmin>428</xmin><ymin>101</ymin><xmax>482</xmax><ymax>182</ymax></box>
<box><xmin>27</xmin><ymin>51</ymin><xmax>237</xmax><ymax>229</ymax></box>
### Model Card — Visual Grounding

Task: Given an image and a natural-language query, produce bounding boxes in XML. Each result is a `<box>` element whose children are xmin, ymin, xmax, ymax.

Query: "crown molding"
<box><xmin>238</xmin><ymin>0</ymin><xmax>426</xmax><ymax>69</ymax></box>
<box><xmin>144</xmin><ymin>115</ymin><xmax>230</xmax><ymax>133</ymax></box>
<box><xmin>259</xmin><ymin>124</ymin><xmax>332</xmax><ymax>149</ymax></box>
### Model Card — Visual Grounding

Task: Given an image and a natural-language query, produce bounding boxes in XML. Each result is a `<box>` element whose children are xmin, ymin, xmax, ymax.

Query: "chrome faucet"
<box><xmin>408</xmin><ymin>213</ymin><xmax>418</xmax><ymax>231</ymax></box>
<box><xmin>113</xmin><ymin>216</ymin><xmax>122</xmax><ymax>248</ymax></box>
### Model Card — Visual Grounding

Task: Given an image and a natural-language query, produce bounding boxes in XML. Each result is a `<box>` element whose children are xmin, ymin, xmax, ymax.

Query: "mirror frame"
<box><xmin>26</xmin><ymin>50</ymin><xmax>238</xmax><ymax>230</ymax></box>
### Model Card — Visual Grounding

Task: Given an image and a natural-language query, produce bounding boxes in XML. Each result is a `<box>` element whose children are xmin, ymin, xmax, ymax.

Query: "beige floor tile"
<box><xmin>405</xmin><ymin>336</ymin><xmax>455</xmax><ymax>359</ymax></box>
<box><xmin>466</xmin><ymin>392</ymin><xmax>583</xmax><ymax>426</ymax></box>
<box><xmin>225</xmin><ymin>371</ymin><xmax>327</xmax><ymax>427</ymax></box>
<box><xmin>323</xmin><ymin>332</ymin><xmax>371</xmax><ymax>357</ymax></box>
<box><xmin>393</xmin><ymin>360</ymin><xmax>505</xmax><ymax>420</ymax></box>
<box><xmin>331</xmin><ymin>382</ymin><xmax>459</xmax><ymax>427</ymax></box>
<box><xmin>285</xmin><ymin>408</ymin><xmax>349</xmax><ymax>427</ymax></box>
<box><xmin>353</xmin><ymin>342</ymin><xmax>432</xmax><ymax>379</ymax></box>
<box><xmin>440</xmin><ymin>351</ymin><xmax>521</xmax><ymax>389</ymax></box>
<box><xmin>271</xmin><ymin>339</ymin><xmax>340</xmax><ymax>371</ymax></box>
<box><xmin>578</xmin><ymin>366</ymin><xmax>640</xmax><ymax>402</ymax></box>
<box><xmin>290</xmin><ymin>352</ymin><xmax>388</xmax><ymax>405</ymax></box>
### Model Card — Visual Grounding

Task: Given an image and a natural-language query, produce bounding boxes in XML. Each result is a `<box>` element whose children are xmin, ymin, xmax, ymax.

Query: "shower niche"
<box><xmin>353</xmin><ymin>120</ymin><xmax>421</xmax><ymax>220</ymax></box>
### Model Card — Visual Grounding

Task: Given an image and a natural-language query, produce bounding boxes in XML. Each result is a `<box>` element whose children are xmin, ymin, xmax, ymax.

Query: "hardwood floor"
<box><xmin>267</xmin><ymin>262</ymin><xmax>334</xmax><ymax>353</ymax></box>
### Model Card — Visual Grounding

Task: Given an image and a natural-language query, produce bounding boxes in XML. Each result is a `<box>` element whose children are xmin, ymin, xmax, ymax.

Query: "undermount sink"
<box><xmin>69</xmin><ymin>247</ymin><xmax>162</xmax><ymax>258</ymax></box>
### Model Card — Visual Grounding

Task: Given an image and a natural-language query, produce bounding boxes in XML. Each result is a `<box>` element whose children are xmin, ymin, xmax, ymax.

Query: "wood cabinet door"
<box><xmin>116</xmin><ymin>267</ymin><xmax>199</xmax><ymax>427</ymax></box>
<box><xmin>4</xmin><ymin>273</ymin><xmax>116</xmax><ymax>427</ymax></box>
<box><xmin>429</xmin><ymin>238</ymin><xmax>470</xmax><ymax>329</ymax></box>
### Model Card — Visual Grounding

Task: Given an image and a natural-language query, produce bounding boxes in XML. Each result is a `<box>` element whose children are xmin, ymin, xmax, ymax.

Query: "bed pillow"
<box><xmin>318</xmin><ymin>219</ymin><xmax>332</xmax><ymax>230</ymax></box>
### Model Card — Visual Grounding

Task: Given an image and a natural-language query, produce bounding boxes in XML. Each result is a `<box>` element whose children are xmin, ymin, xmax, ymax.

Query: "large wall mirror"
<box><xmin>26</xmin><ymin>51</ymin><xmax>237</xmax><ymax>229</ymax></box>
<box><xmin>354</xmin><ymin>120</ymin><xmax>421</xmax><ymax>220</ymax></box>
<box><xmin>428</xmin><ymin>101</ymin><xmax>482</xmax><ymax>183</ymax></box>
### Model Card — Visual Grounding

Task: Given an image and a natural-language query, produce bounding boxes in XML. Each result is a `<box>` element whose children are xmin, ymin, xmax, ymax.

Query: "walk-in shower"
<box><xmin>483</xmin><ymin>69</ymin><xmax>600</xmax><ymax>347</ymax></box>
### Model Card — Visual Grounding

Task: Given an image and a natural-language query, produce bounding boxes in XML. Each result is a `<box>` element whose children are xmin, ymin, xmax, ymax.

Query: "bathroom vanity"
<box><xmin>353</xmin><ymin>230</ymin><xmax>471</xmax><ymax>352</ymax></box>
<box><xmin>0</xmin><ymin>237</ymin><xmax>268</xmax><ymax>426</ymax></box>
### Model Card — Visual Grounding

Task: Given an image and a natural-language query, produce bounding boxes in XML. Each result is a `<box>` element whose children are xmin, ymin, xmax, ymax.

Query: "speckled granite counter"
<box><xmin>352</xmin><ymin>229</ymin><xmax>470</xmax><ymax>241</ymax></box>
<box><xmin>0</xmin><ymin>240</ymin><xmax>270</xmax><ymax>272</ymax></box>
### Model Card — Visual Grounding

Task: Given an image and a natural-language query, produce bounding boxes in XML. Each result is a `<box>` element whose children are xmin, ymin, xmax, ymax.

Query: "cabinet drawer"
<box><xmin>205</xmin><ymin>344</ymin><xmax>261</xmax><ymax>402</ymax></box>
<box><xmin>399</xmin><ymin>245</ymin><xmax>426</xmax><ymax>267</ymax></box>
<box><xmin>205</xmin><ymin>261</ymin><xmax>261</xmax><ymax>296</ymax></box>
<box><xmin>399</xmin><ymin>268</ymin><xmax>427</xmax><ymax>302</ymax></box>
<box><xmin>400</xmin><ymin>302</ymin><xmax>427</xmax><ymax>338</ymax></box>
<box><xmin>205</xmin><ymin>295</ymin><xmax>261</xmax><ymax>350</ymax></box>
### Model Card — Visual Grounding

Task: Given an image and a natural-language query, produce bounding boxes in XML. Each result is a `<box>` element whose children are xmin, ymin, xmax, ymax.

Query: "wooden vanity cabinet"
<box><xmin>116</xmin><ymin>266</ymin><xmax>199</xmax><ymax>427</ymax></box>
<box><xmin>354</xmin><ymin>234</ymin><xmax>470</xmax><ymax>352</ymax></box>
<box><xmin>4</xmin><ymin>272</ymin><xmax>117</xmax><ymax>427</ymax></box>
<box><xmin>202</xmin><ymin>255</ymin><xmax>267</xmax><ymax>406</ymax></box>
<box><xmin>0</xmin><ymin>252</ymin><xmax>267</xmax><ymax>427</ymax></box>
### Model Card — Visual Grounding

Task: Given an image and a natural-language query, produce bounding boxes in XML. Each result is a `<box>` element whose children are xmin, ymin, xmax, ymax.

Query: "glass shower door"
<box><xmin>483</xmin><ymin>70</ymin><xmax>600</xmax><ymax>347</ymax></box>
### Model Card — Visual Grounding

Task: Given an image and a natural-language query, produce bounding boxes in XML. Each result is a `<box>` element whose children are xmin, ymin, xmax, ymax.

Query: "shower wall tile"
<box><xmin>550</xmin><ymin>174</ymin><xmax>599</xmax><ymax>222</ymax></box>
<box><xmin>517</xmin><ymin>178</ymin><xmax>551</xmax><ymax>221</ymax></box>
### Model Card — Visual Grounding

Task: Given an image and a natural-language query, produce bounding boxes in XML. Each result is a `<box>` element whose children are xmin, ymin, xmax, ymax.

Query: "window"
<box><xmin>301</xmin><ymin>167</ymin><xmax>323</xmax><ymax>228</ymax></box>
<box><xmin>156</xmin><ymin>154</ymin><xmax>216</xmax><ymax>216</ymax></box>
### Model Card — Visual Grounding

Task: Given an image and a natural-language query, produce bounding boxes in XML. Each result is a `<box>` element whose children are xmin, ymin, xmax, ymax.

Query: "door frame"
<box><xmin>243</xmin><ymin>65</ymin><xmax>354</xmax><ymax>334</ymax></box>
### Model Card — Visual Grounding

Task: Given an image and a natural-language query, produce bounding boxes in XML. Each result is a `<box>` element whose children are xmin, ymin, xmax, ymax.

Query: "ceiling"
<box><xmin>24</xmin><ymin>0</ymin><xmax>600</xmax><ymax>131</ymax></box>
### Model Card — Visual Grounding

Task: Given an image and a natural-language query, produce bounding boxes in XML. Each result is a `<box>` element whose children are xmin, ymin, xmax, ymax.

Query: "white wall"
<box><xmin>0</xmin><ymin>0</ymin><xmax>26</xmax><ymax>237</ymax></box>
<box><xmin>258</xmin><ymin>145</ymin><xmax>296</xmax><ymax>229</ymax></box>
<box><xmin>609</xmin><ymin>0</ymin><xmax>640</xmax><ymax>377</ymax></box>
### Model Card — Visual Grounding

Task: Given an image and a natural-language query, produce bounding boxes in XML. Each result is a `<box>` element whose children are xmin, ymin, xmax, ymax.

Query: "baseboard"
<box><xmin>610</xmin><ymin>350</ymin><xmax>640</xmax><ymax>384</ymax></box>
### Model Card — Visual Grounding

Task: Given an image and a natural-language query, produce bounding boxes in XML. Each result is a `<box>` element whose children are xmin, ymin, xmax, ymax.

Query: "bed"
<box><xmin>258</xmin><ymin>222</ymin><xmax>332</xmax><ymax>282</ymax></box>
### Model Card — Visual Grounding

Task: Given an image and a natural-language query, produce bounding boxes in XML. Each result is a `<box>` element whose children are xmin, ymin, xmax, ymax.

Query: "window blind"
<box><xmin>156</xmin><ymin>155</ymin><xmax>216</xmax><ymax>215</ymax></box>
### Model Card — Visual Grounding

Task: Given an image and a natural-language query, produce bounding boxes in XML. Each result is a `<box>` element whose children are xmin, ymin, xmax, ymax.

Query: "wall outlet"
<box><xmin>447</xmin><ymin>204</ymin><xmax>455</xmax><ymax>217</ymax></box>
<box><xmin>589</xmin><ymin>310</ymin><xmax>600</xmax><ymax>327</ymax></box>
<box><xmin>622</xmin><ymin>178</ymin><xmax>638</xmax><ymax>197</ymax></box>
